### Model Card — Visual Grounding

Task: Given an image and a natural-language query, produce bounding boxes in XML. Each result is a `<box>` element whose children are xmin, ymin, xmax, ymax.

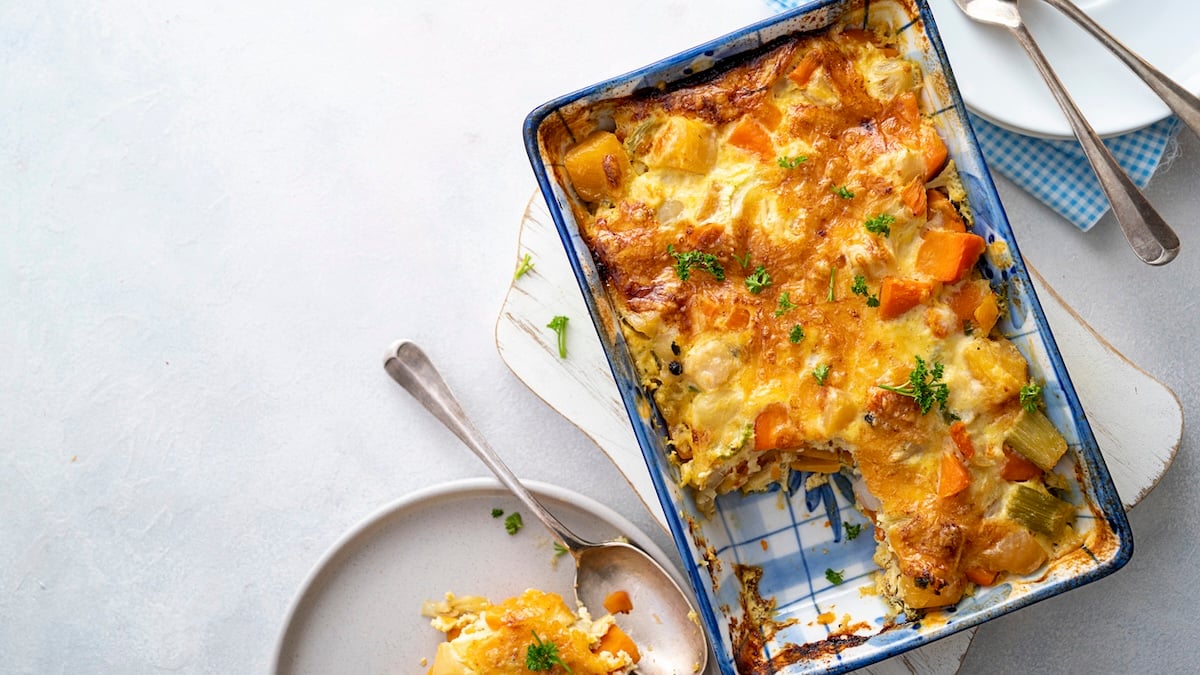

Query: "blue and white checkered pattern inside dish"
<box><xmin>524</xmin><ymin>1</ymin><xmax>1132</xmax><ymax>672</ymax></box>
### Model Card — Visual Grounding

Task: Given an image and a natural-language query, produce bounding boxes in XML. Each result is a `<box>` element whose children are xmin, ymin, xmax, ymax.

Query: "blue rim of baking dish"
<box><xmin>522</xmin><ymin>1</ymin><xmax>1133</xmax><ymax>671</ymax></box>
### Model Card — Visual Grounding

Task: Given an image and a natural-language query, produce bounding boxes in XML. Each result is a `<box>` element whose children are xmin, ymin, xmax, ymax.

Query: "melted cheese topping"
<box><xmin>425</xmin><ymin>590</ymin><xmax>637</xmax><ymax>675</ymax></box>
<box><xmin>541</xmin><ymin>27</ymin><xmax>1078</xmax><ymax>611</ymax></box>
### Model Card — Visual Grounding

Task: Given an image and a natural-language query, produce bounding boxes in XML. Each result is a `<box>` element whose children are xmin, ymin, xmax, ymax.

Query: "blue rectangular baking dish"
<box><xmin>523</xmin><ymin>1</ymin><xmax>1132</xmax><ymax>671</ymax></box>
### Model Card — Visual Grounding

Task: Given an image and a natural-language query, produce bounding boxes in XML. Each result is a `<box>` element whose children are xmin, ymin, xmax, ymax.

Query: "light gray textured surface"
<box><xmin>1</xmin><ymin>1</ymin><xmax>1194</xmax><ymax>673</ymax></box>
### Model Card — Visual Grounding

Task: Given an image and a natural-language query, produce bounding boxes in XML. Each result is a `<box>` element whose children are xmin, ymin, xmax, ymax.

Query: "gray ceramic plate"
<box><xmin>272</xmin><ymin>477</ymin><xmax>680</xmax><ymax>673</ymax></box>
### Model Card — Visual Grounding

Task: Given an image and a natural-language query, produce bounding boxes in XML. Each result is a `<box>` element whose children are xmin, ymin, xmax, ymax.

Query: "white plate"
<box><xmin>271</xmin><ymin>477</ymin><xmax>680</xmax><ymax>675</ymax></box>
<box><xmin>927</xmin><ymin>0</ymin><xmax>1200</xmax><ymax>138</ymax></box>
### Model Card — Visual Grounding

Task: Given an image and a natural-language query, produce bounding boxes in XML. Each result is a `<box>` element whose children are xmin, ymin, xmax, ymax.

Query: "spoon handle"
<box><xmin>1039</xmin><ymin>0</ymin><xmax>1200</xmax><ymax>140</ymax></box>
<box><xmin>384</xmin><ymin>340</ymin><xmax>590</xmax><ymax>550</ymax></box>
<box><xmin>1008</xmin><ymin>21</ymin><xmax>1180</xmax><ymax>265</ymax></box>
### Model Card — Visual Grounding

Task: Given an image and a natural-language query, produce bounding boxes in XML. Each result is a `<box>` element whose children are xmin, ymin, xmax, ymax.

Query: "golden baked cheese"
<box><xmin>540</xmin><ymin>24</ymin><xmax>1080</xmax><ymax>611</ymax></box>
<box><xmin>423</xmin><ymin>590</ymin><xmax>639</xmax><ymax>674</ymax></box>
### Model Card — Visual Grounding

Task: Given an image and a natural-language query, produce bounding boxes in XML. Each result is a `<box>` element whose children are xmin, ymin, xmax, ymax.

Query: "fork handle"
<box><xmin>1040</xmin><ymin>0</ymin><xmax>1200</xmax><ymax>140</ymax></box>
<box><xmin>1008</xmin><ymin>22</ymin><xmax>1180</xmax><ymax>265</ymax></box>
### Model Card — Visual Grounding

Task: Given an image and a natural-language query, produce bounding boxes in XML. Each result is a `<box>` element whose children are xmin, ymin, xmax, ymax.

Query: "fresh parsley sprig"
<box><xmin>745</xmin><ymin>265</ymin><xmax>771</xmax><ymax>294</ymax></box>
<box><xmin>864</xmin><ymin>214</ymin><xmax>894</xmax><ymax>237</ymax></box>
<box><xmin>526</xmin><ymin>631</ymin><xmax>572</xmax><ymax>672</ymax></box>
<box><xmin>775</xmin><ymin>291</ymin><xmax>797</xmax><ymax>316</ymax></box>
<box><xmin>831</xmin><ymin>185</ymin><xmax>854</xmax><ymax>199</ymax></box>
<box><xmin>789</xmin><ymin>324</ymin><xmax>806</xmax><ymax>344</ymax></box>
<box><xmin>879</xmin><ymin>355</ymin><xmax>949</xmax><ymax>415</ymax></box>
<box><xmin>668</xmin><ymin>244</ymin><xmax>725</xmax><ymax>281</ymax></box>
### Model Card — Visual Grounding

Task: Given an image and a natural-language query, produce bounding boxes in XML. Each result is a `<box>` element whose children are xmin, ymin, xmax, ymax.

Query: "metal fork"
<box><xmin>952</xmin><ymin>0</ymin><xmax>1180</xmax><ymax>266</ymax></box>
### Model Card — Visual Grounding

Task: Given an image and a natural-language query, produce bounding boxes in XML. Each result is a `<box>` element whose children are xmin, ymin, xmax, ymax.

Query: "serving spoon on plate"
<box><xmin>384</xmin><ymin>340</ymin><xmax>708</xmax><ymax>673</ymax></box>
<box><xmin>951</xmin><ymin>0</ymin><xmax>1181</xmax><ymax>266</ymax></box>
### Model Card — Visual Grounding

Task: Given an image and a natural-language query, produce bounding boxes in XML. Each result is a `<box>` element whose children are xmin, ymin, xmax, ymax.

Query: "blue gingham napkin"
<box><xmin>968</xmin><ymin>114</ymin><xmax>1180</xmax><ymax>230</ymax></box>
<box><xmin>763</xmin><ymin>0</ymin><xmax>1182</xmax><ymax>231</ymax></box>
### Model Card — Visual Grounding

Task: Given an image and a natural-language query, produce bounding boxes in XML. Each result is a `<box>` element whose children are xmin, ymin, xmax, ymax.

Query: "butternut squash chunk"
<box><xmin>916</xmin><ymin>230</ymin><xmax>986</xmax><ymax>283</ymax></box>
<box><xmin>563</xmin><ymin>130</ymin><xmax>632</xmax><ymax>203</ymax></box>
<box><xmin>879</xmin><ymin>277</ymin><xmax>930</xmax><ymax>319</ymax></box>
<box><xmin>727</xmin><ymin>116</ymin><xmax>774</xmax><ymax>161</ymax></box>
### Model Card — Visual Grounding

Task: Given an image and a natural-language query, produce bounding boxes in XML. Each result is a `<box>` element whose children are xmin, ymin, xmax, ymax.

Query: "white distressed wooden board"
<box><xmin>495</xmin><ymin>192</ymin><xmax>1182</xmax><ymax>675</ymax></box>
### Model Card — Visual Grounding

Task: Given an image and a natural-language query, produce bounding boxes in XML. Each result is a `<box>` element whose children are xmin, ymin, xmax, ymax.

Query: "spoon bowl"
<box><xmin>383</xmin><ymin>340</ymin><xmax>708</xmax><ymax>673</ymax></box>
<box><xmin>574</xmin><ymin>541</ymin><xmax>706</xmax><ymax>673</ymax></box>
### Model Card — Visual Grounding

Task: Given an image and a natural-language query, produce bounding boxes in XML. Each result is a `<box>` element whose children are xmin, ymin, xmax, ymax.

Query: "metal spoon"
<box><xmin>952</xmin><ymin>0</ymin><xmax>1180</xmax><ymax>266</ymax></box>
<box><xmin>1039</xmin><ymin>0</ymin><xmax>1200</xmax><ymax>140</ymax></box>
<box><xmin>383</xmin><ymin>340</ymin><xmax>708</xmax><ymax>674</ymax></box>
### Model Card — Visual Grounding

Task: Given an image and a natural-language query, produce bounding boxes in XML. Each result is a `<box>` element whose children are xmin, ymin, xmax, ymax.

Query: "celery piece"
<box><xmin>1005</xmin><ymin>484</ymin><xmax>1071</xmax><ymax>536</ymax></box>
<box><xmin>1004</xmin><ymin>408</ymin><xmax>1068</xmax><ymax>471</ymax></box>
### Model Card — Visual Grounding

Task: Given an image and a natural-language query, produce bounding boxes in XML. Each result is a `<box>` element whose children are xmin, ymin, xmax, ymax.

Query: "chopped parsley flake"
<box><xmin>852</xmin><ymin>275</ymin><xmax>881</xmax><ymax>308</ymax></box>
<box><xmin>775</xmin><ymin>291</ymin><xmax>797</xmax><ymax>316</ymax></box>
<box><xmin>825</xmin><ymin>568</ymin><xmax>845</xmax><ymax>585</ymax></box>
<box><xmin>864</xmin><ymin>214</ymin><xmax>895</xmax><ymax>237</ymax></box>
<box><xmin>745</xmin><ymin>265</ymin><xmax>771</xmax><ymax>294</ymax></box>
<box><xmin>778</xmin><ymin>155</ymin><xmax>808</xmax><ymax>169</ymax></box>
<box><xmin>789</xmin><ymin>324</ymin><xmax>806</xmax><ymax>344</ymax></box>
<box><xmin>1020</xmin><ymin>381</ymin><xmax>1043</xmax><ymax>413</ymax></box>
<box><xmin>504</xmin><ymin>512</ymin><xmax>524</xmax><ymax>535</ymax></box>
<box><xmin>844</xmin><ymin>522</ymin><xmax>863</xmax><ymax>540</ymax></box>
<box><xmin>813</xmin><ymin>363</ymin><xmax>831</xmax><ymax>386</ymax></box>
<box><xmin>546</xmin><ymin>315</ymin><xmax>569</xmax><ymax>358</ymax></box>
<box><xmin>831</xmin><ymin>185</ymin><xmax>855</xmax><ymax>199</ymax></box>
<box><xmin>490</xmin><ymin>508</ymin><xmax>504</xmax><ymax>518</ymax></box>
<box><xmin>513</xmin><ymin>253</ymin><xmax>535</xmax><ymax>280</ymax></box>
<box><xmin>668</xmin><ymin>244</ymin><xmax>725</xmax><ymax>281</ymax></box>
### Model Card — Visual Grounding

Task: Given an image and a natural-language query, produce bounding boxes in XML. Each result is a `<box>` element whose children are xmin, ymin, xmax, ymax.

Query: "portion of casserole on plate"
<box><xmin>422</xmin><ymin>589</ymin><xmax>640</xmax><ymax>674</ymax></box>
<box><xmin>538</xmin><ymin>19</ymin><xmax>1087</xmax><ymax>614</ymax></box>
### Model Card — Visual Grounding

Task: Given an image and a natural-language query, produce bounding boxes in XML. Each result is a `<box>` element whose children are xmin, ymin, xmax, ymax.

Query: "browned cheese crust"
<box><xmin>539</xmin><ymin>23</ymin><xmax>1080</xmax><ymax>611</ymax></box>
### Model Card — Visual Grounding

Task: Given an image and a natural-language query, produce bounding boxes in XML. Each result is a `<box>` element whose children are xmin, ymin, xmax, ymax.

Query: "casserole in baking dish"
<box><xmin>524</xmin><ymin>0</ymin><xmax>1131</xmax><ymax>671</ymax></box>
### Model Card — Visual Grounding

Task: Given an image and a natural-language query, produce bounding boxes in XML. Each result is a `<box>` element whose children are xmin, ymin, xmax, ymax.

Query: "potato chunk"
<box><xmin>564</xmin><ymin>130</ymin><xmax>632</xmax><ymax>203</ymax></box>
<box><xmin>642</xmin><ymin>116</ymin><xmax>717</xmax><ymax>174</ymax></box>
<box><xmin>962</xmin><ymin>339</ymin><xmax>1027</xmax><ymax>409</ymax></box>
